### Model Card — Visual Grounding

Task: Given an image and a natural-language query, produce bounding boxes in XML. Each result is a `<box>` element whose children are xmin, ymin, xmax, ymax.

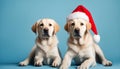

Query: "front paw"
<box><xmin>59</xmin><ymin>65</ymin><xmax>68</xmax><ymax>69</ymax></box>
<box><xmin>34</xmin><ymin>61</ymin><xmax>43</xmax><ymax>66</ymax></box>
<box><xmin>77</xmin><ymin>63</ymin><xmax>89</xmax><ymax>69</ymax></box>
<box><xmin>102</xmin><ymin>60</ymin><xmax>112</xmax><ymax>66</ymax></box>
<box><xmin>52</xmin><ymin>60</ymin><xmax>59</xmax><ymax>67</ymax></box>
<box><xmin>52</xmin><ymin>59</ymin><xmax>61</xmax><ymax>67</ymax></box>
<box><xmin>19</xmin><ymin>61</ymin><xmax>29</xmax><ymax>66</ymax></box>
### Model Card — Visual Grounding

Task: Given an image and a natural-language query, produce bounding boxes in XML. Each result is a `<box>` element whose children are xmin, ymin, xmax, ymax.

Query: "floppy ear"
<box><xmin>31</xmin><ymin>22</ymin><xmax>39</xmax><ymax>34</ymax></box>
<box><xmin>86</xmin><ymin>22</ymin><xmax>91</xmax><ymax>30</ymax></box>
<box><xmin>64</xmin><ymin>23</ymin><xmax>69</xmax><ymax>32</ymax></box>
<box><xmin>32</xmin><ymin>19</ymin><xmax>41</xmax><ymax>34</ymax></box>
<box><xmin>54</xmin><ymin>22</ymin><xmax>60</xmax><ymax>34</ymax></box>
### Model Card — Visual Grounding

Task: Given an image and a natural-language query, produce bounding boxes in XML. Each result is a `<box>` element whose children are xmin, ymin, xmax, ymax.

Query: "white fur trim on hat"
<box><xmin>67</xmin><ymin>12</ymin><xmax>89</xmax><ymax>21</ymax></box>
<box><xmin>93</xmin><ymin>35</ymin><xmax>100</xmax><ymax>43</ymax></box>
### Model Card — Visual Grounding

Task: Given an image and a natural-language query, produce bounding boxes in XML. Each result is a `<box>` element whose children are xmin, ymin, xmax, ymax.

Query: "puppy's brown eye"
<box><xmin>81</xmin><ymin>23</ymin><xmax>84</xmax><ymax>26</ymax></box>
<box><xmin>49</xmin><ymin>23</ymin><xmax>52</xmax><ymax>26</ymax></box>
<box><xmin>71</xmin><ymin>23</ymin><xmax>75</xmax><ymax>26</ymax></box>
<box><xmin>40</xmin><ymin>23</ymin><xmax>44</xmax><ymax>26</ymax></box>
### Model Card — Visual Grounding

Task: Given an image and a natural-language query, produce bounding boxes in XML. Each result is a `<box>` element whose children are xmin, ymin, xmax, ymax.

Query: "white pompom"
<box><xmin>93</xmin><ymin>35</ymin><xmax>100</xmax><ymax>43</ymax></box>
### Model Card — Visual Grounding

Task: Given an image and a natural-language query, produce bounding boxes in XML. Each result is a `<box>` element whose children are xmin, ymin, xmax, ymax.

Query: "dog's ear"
<box><xmin>64</xmin><ymin>23</ymin><xmax>69</xmax><ymax>32</ymax></box>
<box><xmin>32</xmin><ymin>19</ymin><xmax>41</xmax><ymax>34</ymax></box>
<box><xmin>54</xmin><ymin>22</ymin><xmax>60</xmax><ymax>34</ymax></box>
<box><xmin>31</xmin><ymin>22</ymin><xmax>38</xmax><ymax>34</ymax></box>
<box><xmin>86</xmin><ymin>22</ymin><xmax>91</xmax><ymax>30</ymax></box>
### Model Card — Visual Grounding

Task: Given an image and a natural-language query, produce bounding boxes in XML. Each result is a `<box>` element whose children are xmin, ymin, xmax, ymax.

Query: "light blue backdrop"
<box><xmin>0</xmin><ymin>0</ymin><xmax>120</xmax><ymax>69</ymax></box>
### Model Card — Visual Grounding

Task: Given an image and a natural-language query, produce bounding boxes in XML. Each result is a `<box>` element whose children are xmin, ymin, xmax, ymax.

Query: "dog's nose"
<box><xmin>74</xmin><ymin>28</ymin><xmax>80</xmax><ymax>33</ymax></box>
<box><xmin>43</xmin><ymin>28</ymin><xmax>48</xmax><ymax>33</ymax></box>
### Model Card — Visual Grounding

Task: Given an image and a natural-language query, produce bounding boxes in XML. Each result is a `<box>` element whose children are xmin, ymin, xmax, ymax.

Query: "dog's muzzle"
<box><xmin>43</xmin><ymin>28</ymin><xmax>49</xmax><ymax>37</ymax></box>
<box><xmin>74</xmin><ymin>28</ymin><xmax>81</xmax><ymax>38</ymax></box>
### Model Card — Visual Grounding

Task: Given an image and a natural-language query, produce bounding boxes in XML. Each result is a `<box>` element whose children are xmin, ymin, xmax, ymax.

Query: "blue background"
<box><xmin>0</xmin><ymin>0</ymin><xmax>120</xmax><ymax>69</ymax></box>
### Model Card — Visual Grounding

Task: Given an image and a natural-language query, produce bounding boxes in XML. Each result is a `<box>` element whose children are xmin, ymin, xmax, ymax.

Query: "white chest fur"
<box><xmin>36</xmin><ymin>40</ymin><xmax>51</xmax><ymax>53</ymax></box>
<box><xmin>69</xmin><ymin>42</ymin><xmax>95</xmax><ymax>58</ymax></box>
<box><xmin>36</xmin><ymin>36</ymin><xmax>59</xmax><ymax>58</ymax></box>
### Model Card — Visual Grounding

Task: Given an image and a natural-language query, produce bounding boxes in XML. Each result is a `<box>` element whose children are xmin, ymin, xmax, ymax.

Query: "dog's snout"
<box><xmin>74</xmin><ymin>28</ymin><xmax>81</xmax><ymax>37</ymax></box>
<box><xmin>44</xmin><ymin>28</ymin><xmax>48</xmax><ymax>33</ymax></box>
<box><xmin>74</xmin><ymin>28</ymin><xmax>80</xmax><ymax>33</ymax></box>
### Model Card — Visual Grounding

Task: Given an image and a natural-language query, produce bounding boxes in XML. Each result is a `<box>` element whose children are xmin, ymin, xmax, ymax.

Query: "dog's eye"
<box><xmin>80</xmin><ymin>23</ymin><xmax>84</xmax><ymax>26</ymax></box>
<box><xmin>40</xmin><ymin>23</ymin><xmax>44</xmax><ymax>26</ymax></box>
<box><xmin>49</xmin><ymin>23</ymin><xmax>52</xmax><ymax>26</ymax></box>
<box><xmin>71</xmin><ymin>23</ymin><xmax>75</xmax><ymax>26</ymax></box>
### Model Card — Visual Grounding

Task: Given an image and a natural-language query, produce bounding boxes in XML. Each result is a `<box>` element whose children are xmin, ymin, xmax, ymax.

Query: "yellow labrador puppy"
<box><xmin>19</xmin><ymin>18</ymin><xmax>61</xmax><ymax>67</ymax></box>
<box><xmin>60</xmin><ymin>18</ymin><xmax>112</xmax><ymax>69</ymax></box>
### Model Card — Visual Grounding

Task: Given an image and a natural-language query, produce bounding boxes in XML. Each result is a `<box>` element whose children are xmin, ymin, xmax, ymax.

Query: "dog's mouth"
<box><xmin>73</xmin><ymin>29</ymin><xmax>81</xmax><ymax>38</ymax></box>
<box><xmin>43</xmin><ymin>33</ymin><xmax>50</xmax><ymax>37</ymax></box>
<box><xmin>39</xmin><ymin>33</ymin><xmax>50</xmax><ymax>39</ymax></box>
<box><xmin>74</xmin><ymin>34</ymin><xmax>81</xmax><ymax>38</ymax></box>
<box><xmin>42</xmin><ymin>28</ymin><xmax>50</xmax><ymax>38</ymax></box>
<box><xmin>42</xmin><ymin>31</ymin><xmax>50</xmax><ymax>38</ymax></box>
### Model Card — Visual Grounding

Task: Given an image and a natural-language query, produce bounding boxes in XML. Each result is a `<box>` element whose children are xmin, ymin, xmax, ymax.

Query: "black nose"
<box><xmin>74</xmin><ymin>28</ymin><xmax>79</xmax><ymax>34</ymax></box>
<box><xmin>43</xmin><ymin>28</ymin><xmax>48</xmax><ymax>34</ymax></box>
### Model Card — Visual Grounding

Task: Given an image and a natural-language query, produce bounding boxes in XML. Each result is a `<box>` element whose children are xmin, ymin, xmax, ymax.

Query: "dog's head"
<box><xmin>32</xmin><ymin>18</ymin><xmax>60</xmax><ymax>39</ymax></box>
<box><xmin>64</xmin><ymin>18</ymin><xmax>91</xmax><ymax>39</ymax></box>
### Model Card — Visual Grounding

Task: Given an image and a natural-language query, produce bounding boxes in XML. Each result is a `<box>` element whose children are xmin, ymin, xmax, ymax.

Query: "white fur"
<box><xmin>49</xmin><ymin>25</ymin><xmax>54</xmax><ymax>37</ymax></box>
<box><xmin>80</xmin><ymin>25</ymin><xmax>86</xmax><ymax>37</ymax></box>
<box><xmin>93</xmin><ymin>35</ymin><xmax>100</xmax><ymax>43</ymax></box>
<box><xmin>67</xmin><ymin>12</ymin><xmax>89</xmax><ymax>21</ymax></box>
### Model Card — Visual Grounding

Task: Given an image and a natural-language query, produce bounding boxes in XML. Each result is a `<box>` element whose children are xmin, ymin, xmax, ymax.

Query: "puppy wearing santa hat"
<box><xmin>60</xmin><ymin>5</ymin><xmax>112</xmax><ymax>69</ymax></box>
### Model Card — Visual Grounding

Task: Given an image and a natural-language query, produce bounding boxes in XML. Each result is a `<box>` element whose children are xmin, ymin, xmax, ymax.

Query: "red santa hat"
<box><xmin>67</xmin><ymin>5</ymin><xmax>100</xmax><ymax>43</ymax></box>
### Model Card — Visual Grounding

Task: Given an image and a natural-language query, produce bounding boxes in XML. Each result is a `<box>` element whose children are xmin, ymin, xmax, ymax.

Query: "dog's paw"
<box><xmin>19</xmin><ymin>61</ymin><xmax>29</xmax><ymax>66</ymax></box>
<box><xmin>52</xmin><ymin>59</ymin><xmax>60</xmax><ymax>67</ymax></box>
<box><xmin>92</xmin><ymin>61</ymin><xmax>96</xmax><ymax>67</ymax></box>
<box><xmin>77</xmin><ymin>65</ymin><xmax>88</xmax><ymax>69</ymax></box>
<box><xmin>77</xmin><ymin>63</ymin><xmax>89</xmax><ymax>69</ymax></box>
<box><xmin>59</xmin><ymin>65</ymin><xmax>68</xmax><ymax>69</ymax></box>
<box><xmin>102</xmin><ymin>60</ymin><xmax>112</xmax><ymax>66</ymax></box>
<box><xmin>34</xmin><ymin>61</ymin><xmax>43</xmax><ymax>66</ymax></box>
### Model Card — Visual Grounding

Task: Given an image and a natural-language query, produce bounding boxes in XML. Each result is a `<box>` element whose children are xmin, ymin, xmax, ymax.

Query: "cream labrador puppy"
<box><xmin>60</xmin><ymin>18</ymin><xmax>112</xmax><ymax>69</ymax></box>
<box><xmin>19</xmin><ymin>18</ymin><xmax>61</xmax><ymax>67</ymax></box>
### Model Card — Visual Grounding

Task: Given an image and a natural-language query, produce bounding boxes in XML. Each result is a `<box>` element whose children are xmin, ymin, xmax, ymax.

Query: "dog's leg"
<box><xmin>19</xmin><ymin>46</ymin><xmax>36</xmax><ymax>66</ymax></box>
<box><xmin>59</xmin><ymin>50</ymin><xmax>75</xmax><ymax>69</ymax></box>
<box><xmin>19</xmin><ymin>58</ymin><xmax>30</xmax><ymax>66</ymax></box>
<box><xmin>94</xmin><ymin>43</ymin><xmax>112</xmax><ymax>66</ymax></box>
<box><xmin>52</xmin><ymin>48</ymin><xmax>62</xmax><ymax>67</ymax></box>
<box><xmin>52</xmin><ymin>56</ymin><xmax>61</xmax><ymax>67</ymax></box>
<box><xmin>77</xmin><ymin>57</ymin><xmax>96</xmax><ymax>69</ymax></box>
<box><xmin>34</xmin><ymin>50</ymin><xmax>44</xmax><ymax>66</ymax></box>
